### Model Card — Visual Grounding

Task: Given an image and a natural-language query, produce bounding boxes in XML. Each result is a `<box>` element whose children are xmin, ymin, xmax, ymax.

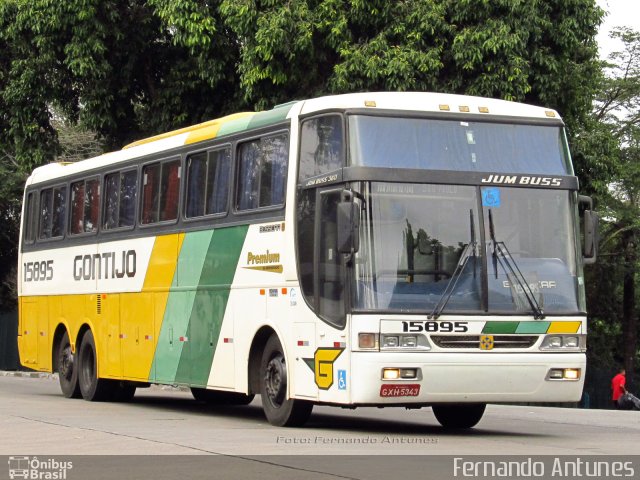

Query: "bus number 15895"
<box><xmin>401</xmin><ymin>321</ymin><xmax>469</xmax><ymax>333</ymax></box>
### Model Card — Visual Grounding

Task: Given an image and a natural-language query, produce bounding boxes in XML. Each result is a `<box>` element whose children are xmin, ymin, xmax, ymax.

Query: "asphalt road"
<box><xmin>1</xmin><ymin>373</ymin><xmax>639</xmax><ymax>479</ymax></box>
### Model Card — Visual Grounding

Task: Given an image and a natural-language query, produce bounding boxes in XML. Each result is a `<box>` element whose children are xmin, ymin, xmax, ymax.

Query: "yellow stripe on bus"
<box><xmin>123</xmin><ymin>112</ymin><xmax>255</xmax><ymax>149</ymax></box>
<box><xmin>117</xmin><ymin>233</ymin><xmax>185</xmax><ymax>381</ymax></box>
<box><xmin>547</xmin><ymin>321</ymin><xmax>581</xmax><ymax>334</ymax></box>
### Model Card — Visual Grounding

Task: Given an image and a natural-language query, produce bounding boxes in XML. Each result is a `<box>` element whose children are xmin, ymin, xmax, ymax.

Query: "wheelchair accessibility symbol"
<box><xmin>481</xmin><ymin>187</ymin><xmax>501</xmax><ymax>208</ymax></box>
<box><xmin>338</xmin><ymin>370</ymin><xmax>347</xmax><ymax>390</ymax></box>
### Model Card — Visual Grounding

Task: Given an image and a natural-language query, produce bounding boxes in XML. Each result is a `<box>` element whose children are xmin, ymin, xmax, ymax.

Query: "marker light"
<box><xmin>359</xmin><ymin>333</ymin><xmax>378</xmax><ymax>350</ymax></box>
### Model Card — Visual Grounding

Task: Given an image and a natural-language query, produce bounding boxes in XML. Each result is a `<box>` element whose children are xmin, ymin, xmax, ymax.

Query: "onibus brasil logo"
<box><xmin>8</xmin><ymin>456</ymin><xmax>72</xmax><ymax>479</ymax></box>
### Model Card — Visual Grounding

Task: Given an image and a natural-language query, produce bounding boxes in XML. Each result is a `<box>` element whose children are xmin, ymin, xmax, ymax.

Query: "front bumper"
<box><xmin>349</xmin><ymin>352</ymin><xmax>585</xmax><ymax>405</ymax></box>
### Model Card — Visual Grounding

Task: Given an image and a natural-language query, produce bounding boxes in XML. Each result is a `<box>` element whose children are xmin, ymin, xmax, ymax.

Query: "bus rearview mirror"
<box><xmin>579</xmin><ymin>195</ymin><xmax>598</xmax><ymax>265</ymax></box>
<box><xmin>337</xmin><ymin>200</ymin><xmax>360</xmax><ymax>256</ymax></box>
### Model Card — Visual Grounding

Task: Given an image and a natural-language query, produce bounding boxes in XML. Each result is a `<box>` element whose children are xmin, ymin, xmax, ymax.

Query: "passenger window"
<box><xmin>299</xmin><ymin>115</ymin><xmax>343</xmax><ymax>181</ymax></box>
<box><xmin>236</xmin><ymin>133</ymin><xmax>288</xmax><ymax>211</ymax></box>
<box><xmin>23</xmin><ymin>192</ymin><xmax>37</xmax><ymax>244</ymax></box>
<box><xmin>141</xmin><ymin>159</ymin><xmax>180</xmax><ymax>224</ymax></box>
<box><xmin>39</xmin><ymin>185</ymin><xmax>67</xmax><ymax>240</ymax></box>
<box><xmin>70</xmin><ymin>178</ymin><xmax>100</xmax><ymax>235</ymax></box>
<box><xmin>186</xmin><ymin>148</ymin><xmax>231</xmax><ymax>218</ymax></box>
<box><xmin>103</xmin><ymin>170</ymin><xmax>138</xmax><ymax>230</ymax></box>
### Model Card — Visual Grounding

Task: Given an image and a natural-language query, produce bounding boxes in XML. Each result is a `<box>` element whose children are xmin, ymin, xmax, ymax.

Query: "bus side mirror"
<box><xmin>579</xmin><ymin>195</ymin><xmax>598</xmax><ymax>265</ymax></box>
<box><xmin>337</xmin><ymin>196</ymin><xmax>360</xmax><ymax>257</ymax></box>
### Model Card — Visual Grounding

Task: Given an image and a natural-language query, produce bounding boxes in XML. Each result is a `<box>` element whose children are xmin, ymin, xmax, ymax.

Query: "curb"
<box><xmin>0</xmin><ymin>371</ymin><xmax>190</xmax><ymax>391</ymax></box>
<box><xmin>0</xmin><ymin>370</ymin><xmax>55</xmax><ymax>379</ymax></box>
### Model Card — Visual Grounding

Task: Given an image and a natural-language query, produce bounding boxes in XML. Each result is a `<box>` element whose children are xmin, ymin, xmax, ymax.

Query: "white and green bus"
<box><xmin>18</xmin><ymin>92</ymin><xmax>597</xmax><ymax>428</ymax></box>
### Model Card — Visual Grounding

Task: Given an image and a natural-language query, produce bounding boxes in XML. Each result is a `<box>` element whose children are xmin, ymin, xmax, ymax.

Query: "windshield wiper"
<box><xmin>488</xmin><ymin>209</ymin><xmax>545</xmax><ymax>319</ymax></box>
<box><xmin>429</xmin><ymin>210</ymin><xmax>477</xmax><ymax>320</ymax></box>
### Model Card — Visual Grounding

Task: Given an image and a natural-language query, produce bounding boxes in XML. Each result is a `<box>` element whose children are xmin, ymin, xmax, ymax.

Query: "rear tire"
<box><xmin>191</xmin><ymin>388</ymin><xmax>254</xmax><ymax>405</ymax></box>
<box><xmin>57</xmin><ymin>331</ymin><xmax>80</xmax><ymax>398</ymax></box>
<box><xmin>432</xmin><ymin>403</ymin><xmax>486</xmax><ymax>429</ymax></box>
<box><xmin>77</xmin><ymin>330</ymin><xmax>114</xmax><ymax>401</ymax></box>
<box><xmin>259</xmin><ymin>335</ymin><xmax>313</xmax><ymax>427</ymax></box>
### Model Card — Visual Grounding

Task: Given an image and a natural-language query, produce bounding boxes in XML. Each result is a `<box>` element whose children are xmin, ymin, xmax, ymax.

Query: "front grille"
<box><xmin>431</xmin><ymin>335</ymin><xmax>539</xmax><ymax>349</ymax></box>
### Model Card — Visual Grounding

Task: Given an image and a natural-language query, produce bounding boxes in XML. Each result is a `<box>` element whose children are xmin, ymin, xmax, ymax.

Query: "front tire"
<box><xmin>260</xmin><ymin>335</ymin><xmax>312</xmax><ymax>427</ymax></box>
<box><xmin>432</xmin><ymin>403</ymin><xmax>486</xmax><ymax>429</ymax></box>
<box><xmin>77</xmin><ymin>330</ymin><xmax>114</xmax><ymax>401</ymax></box>
<box><xmin>191</xmin><ymin>388</ymin><xmax>254</xmax><ymax>405</ymax></box>
<box><xmin>57</xmin><ymin>331</ymin><xmax>80</xmax><ymax>398</ymax></box>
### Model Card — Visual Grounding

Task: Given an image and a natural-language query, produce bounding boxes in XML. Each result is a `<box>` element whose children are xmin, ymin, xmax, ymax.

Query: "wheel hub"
<box><xmin>264</xmin><ymin>354</ymin><xmax>286</xmax><ymax>407</ymax></box>
<box><xmin>59</xmin><ymin>346</ymin><xmax>74</xmax><ymax>380</ymax></box>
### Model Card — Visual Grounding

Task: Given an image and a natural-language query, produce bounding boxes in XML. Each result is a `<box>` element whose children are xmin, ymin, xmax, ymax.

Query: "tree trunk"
<box><xmin>622</xmin><ymin>230</ymin><xmax>638</xmax><ymax>390</ymax></box>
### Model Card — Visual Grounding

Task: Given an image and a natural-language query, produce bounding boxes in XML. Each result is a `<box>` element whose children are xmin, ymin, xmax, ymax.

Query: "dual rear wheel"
<box><xmin>57</xmin><ymin>329</ymin><xmax>136</xmax><ymax>402</ymax></box>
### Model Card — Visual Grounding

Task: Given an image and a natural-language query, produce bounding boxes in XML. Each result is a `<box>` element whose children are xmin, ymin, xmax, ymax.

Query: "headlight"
<box><xmin>383</xmin><ymin>336</ymin><xmax>399</xmax><ymax>348</ymax></box>
<box><xmin>540</xmin><ymin>335</ymin><xmax>585</xmax><ymax>351</ymax></box>
<box><xmin>380</xmin><ymin>334</ymin><xmax>431</xmax><ymax>351</ymax></box>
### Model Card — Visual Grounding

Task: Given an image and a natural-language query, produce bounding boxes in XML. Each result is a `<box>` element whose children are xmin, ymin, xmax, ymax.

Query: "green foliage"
<box><xmin>220</xmin><ymin>0</ymin><xmax>603</xmax><ymax>121</ymax></box>
<box><xmin>579</xmin><ymin>28</ymin><xmax>640</xmax><ymax>387</ymax></box>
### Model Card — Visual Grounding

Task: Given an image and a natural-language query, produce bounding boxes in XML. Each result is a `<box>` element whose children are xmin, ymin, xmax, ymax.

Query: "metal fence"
<box><xmin>0</xmin><ymin>310</ymin><xmax>19</xmax><ymax>370</ymax></box>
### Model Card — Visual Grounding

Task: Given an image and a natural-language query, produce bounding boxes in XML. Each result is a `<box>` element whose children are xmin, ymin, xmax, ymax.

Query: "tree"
<box><xmin>583</xmin><ymin>28</ymin><xmax>640</xmax><ymax>389</ymax></box>
<box><xmin>220</xmin><ymin>0</ymin><xmax>603</xmax><ymax>130</ymax></box>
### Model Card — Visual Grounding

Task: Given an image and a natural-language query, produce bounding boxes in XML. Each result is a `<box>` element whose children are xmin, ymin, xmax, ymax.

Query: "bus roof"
<box><xmin>27</xmin><ymin>92</ymin><xmax>561</xmax><ymax>186</ymax></box>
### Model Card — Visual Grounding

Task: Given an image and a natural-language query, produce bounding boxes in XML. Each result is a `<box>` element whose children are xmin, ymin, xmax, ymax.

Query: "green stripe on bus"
<box><xmin>482</xmin><ymin>321</ymin><xmax>520</xmax><ymax>334</ymax></box>
<box><xmin>152</xmin><ymin>230</ymin><xmax>213</xmax><ymax>383</ymax></box>
<box><xmin>247</xmin><ymin>104</ymin><xmax>293</xmax><ymax>130</ymax></box>
<box><xmin>216</xmin><ymin>115</ymin><xmax>255</xmax><ymax>138</ymax></box>
<box><xmin>174</xmin><ymin>225</ymin><xmax>249</xmax><ymax>386</ymax></box>
<box><xmin>515</xmin><ymin>321</ymin><xmax>550</xmax><ymax>334</ymax></box>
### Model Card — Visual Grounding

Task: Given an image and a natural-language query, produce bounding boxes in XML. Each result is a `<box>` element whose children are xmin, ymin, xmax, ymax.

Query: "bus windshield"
<box><xmin>353</xmin><ymin>182</ymin><xmax>581</xmax><ymax>315</ymax></box>
<box><xmin>348</xmin><ymin>115</ymin><xmax>572</xmax><ymax>175</ymax></box>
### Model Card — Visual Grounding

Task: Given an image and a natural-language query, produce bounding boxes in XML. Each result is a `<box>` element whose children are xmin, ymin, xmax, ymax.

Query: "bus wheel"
<box><xmin>57</xmin><ymin>331</ymin><xmax>81</xmax><ymax>398</ymax></box>
<box><xmin>191</xmin><ymin>388</ymin><xmax>255</xmax><ymax>405</ymax></box>
<box><xmin>432</xmin><ymin>403</ymin><xmax>486</xmax><ymax>429</ymax></box>
<box><xmin>77</xmin><ymin>330</ymin><xmax>113</xmax><ymax>401</ymax></box>
<box><xmin>259</xmin><ymin>335</ymin><xmax>313</xmax><ymax>427</ymax></box>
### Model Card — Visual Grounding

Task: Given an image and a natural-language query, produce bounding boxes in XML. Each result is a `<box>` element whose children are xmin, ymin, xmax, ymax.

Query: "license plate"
<box><xmin>380</xmin><ymin>384</ymin><xmax>420</xmax><ymax>397</ymax></box>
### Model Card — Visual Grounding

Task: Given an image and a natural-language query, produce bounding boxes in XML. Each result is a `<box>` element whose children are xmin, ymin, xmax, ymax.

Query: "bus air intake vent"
<box><xmin>431</xmin><ymin>335</ymin><xmax>538</xmax><ymax>349</ymax></box>
<box><xmin>96</xmin><ymin>295</ymin><xmax>102</xmax><ymax>315</ymax></box>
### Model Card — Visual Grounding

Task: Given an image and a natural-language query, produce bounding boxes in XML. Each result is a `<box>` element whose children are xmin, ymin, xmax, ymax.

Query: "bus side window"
<box><xmin>206</xmin><ymin>148</ymin><xmax>230</xmax><ymax>215</ymax></box>
<box><xmin>104</xmin><ymin>170</ymin><xmax>138</xmax><ymax>230</ymax></box>
<box><xmin>84</xmin><ymin>179</ymin><xmax>100</xmax><ymax>233</ymax></box>
<box><xmin>39</xmin><ymin>185</ymin><xmax>66</xmax><ymax>240</ymax></box>
<box><xmin>299</xmin><ymin>115</ymin><xmax>343</xmax><ymax>181</ymax></box>
<box><xmin>236</xmin><ymin>133</ymin><xmax>288</xmax><ymax>211</ymax></box>
<box><xmin>160</xmin><ymin>160</ymin><xmax>180</xmax><ymax>221</ymax></box>
<box><xmin>70</xmin><ymin>178</ymin><xmax>99</xmax><ymax>235</ymax></box>
<box><xmin>120</xmin><ymin>170</ymin><xmax>137</xmax><ymax>227</ymax></box>
<box><xmin>185</xmin><ymin>152</ymin><xmax>207</xmax><ymax>218</ymax></box>
<box><xmin>142</xmin><ymin>163</ymin><xmax>160</xmax><ymax>224</ymax></box>
<box><xmin>142</xmin><ymin>159</ymin><xmax>180</xmax><ymax>224</ymax></box>
<box><xmin>70</xmin><ymin>181</ymin><xmax>85</xmax><ymax>234</ymax></box>
<box><xmin>103</xmin><ymin>172</ymin><xmax>120</xmax><ymax>229</ymax></box>
<box><xmin>39</xmin><ymin>189</ymin><xmax>53</xmax><ymax>239</ymax></box>
<box><xmin>23</xmin><ymin>192</ymin><xmax>37</xmax><ymax>244</ymax></box>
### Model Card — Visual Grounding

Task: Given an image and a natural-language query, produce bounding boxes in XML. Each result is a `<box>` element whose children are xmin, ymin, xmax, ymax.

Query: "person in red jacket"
<box><xmin>611</xmin><ymin>368</ymin><xmax>627</xmax><ymax>409</ymax></box>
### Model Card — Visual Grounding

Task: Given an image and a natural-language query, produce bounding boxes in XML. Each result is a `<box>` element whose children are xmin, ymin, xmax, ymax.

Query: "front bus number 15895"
<box><xmin>402</xmin><ymin>321</ymin><xmax>469</xmax><ymax>333</ymax></box>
